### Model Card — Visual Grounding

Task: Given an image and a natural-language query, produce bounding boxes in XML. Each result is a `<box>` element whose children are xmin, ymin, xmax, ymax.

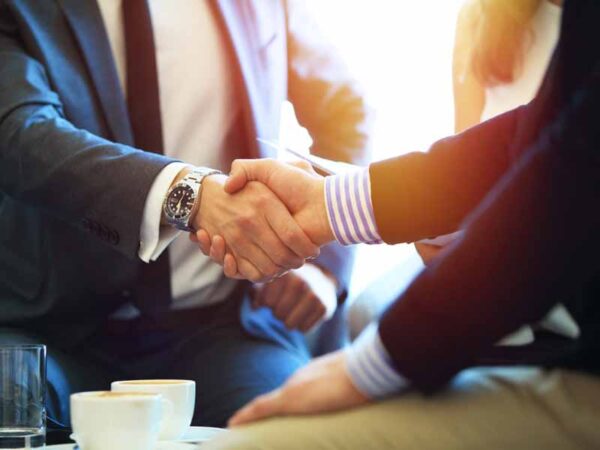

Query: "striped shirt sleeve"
<box><xmin>324</xmin><ymin>168</ymin><xmax>384</xmax><ymax>246</ymax></box>
<box><xmin>345</xmin><ymin>323</ymin><xmax>408</xmax><ymax>399</ymax></box>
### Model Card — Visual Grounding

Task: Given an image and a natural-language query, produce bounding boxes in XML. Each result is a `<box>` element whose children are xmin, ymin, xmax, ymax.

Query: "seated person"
<box><xmin>196</xmin><ymin>0</ymin><xmax>600</xmax><ymax>447</ymax></box>
<box><xmin>0</xmin><ymin>0</ymin><xmax>368</xmax><ymax>428</ymax></box>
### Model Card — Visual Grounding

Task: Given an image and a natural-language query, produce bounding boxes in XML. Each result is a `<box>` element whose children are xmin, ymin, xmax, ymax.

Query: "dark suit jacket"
<box><xmin>0</xmin><ymin>0</ymin><xmax>369</xmax><ymax>344</ymax></box>
<box><xmin>371</xmin><ymin>0</ymin><xmax>600</xmax><ymax>392</ymax></box>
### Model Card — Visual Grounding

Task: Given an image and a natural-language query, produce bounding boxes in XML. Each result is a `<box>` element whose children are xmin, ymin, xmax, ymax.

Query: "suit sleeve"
<box><xmin>370</xmin><ymin>106</ymin><xmax>522</xmax><ymax>243</ymax></box>
<box><xmin>377</xmin><ymin>72</ymin><xmax>600</xmax><ymax>392</ymax></box>
<box><xmin>0</xmin><ymin>8</ymin><xmax>177</xmax><ymax>259</ymax></box>
<box><xmin>284</xmin><ymin>0</ymin><xmax>372</xmax><ymax>296</ymax></box>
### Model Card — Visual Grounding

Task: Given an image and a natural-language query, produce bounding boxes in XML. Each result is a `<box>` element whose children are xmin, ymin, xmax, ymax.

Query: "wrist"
<box><xmin>163</xmin><ymin>167</ymin><xmax>222</xmax><ymax>231</ymax></box>
<box><xmin>192</xmin><ymin>173</ymin><xmax>227</xmax><ymax>231</ymax></box>
<box><xmin>312</xmin><ymin>178</ymin><xmax>335</xmax><ymax>246</ymax></box>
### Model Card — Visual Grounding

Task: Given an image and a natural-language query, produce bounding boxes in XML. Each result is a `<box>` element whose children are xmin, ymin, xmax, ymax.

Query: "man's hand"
<box><xmin>194</xmin><ymin>174</ymin><xmax>319</xmax><ymax>282</ymax></box>
<box><xmin>191</xmin><ymin>159</ymin><xmax>335</xmax><ymax>280</ymax></box>
<box><xmin>253</xmin><ymin>265</ymin><xmax>337</xmax><ymax>332</ymax></box>
<box><xmin>414</xmin><ymin>242</ymin><xmax>445</xmax><ymax>266</ymax></box>
<box><xmin>225</xmin><ymin>159</ymin><xmax>334</xmax><ymax>246</ymax></box>
<box><xmin>228</xmin><ymin>350</ymin><xmax>370</xmax><ymax>427</ymax></box>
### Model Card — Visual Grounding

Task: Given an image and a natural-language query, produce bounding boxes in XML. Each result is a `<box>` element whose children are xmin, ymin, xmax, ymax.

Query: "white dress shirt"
<box><xmin>97</xmin><ymin>0</ymin><xmax>337</xmax><ymax>316</ymax></box>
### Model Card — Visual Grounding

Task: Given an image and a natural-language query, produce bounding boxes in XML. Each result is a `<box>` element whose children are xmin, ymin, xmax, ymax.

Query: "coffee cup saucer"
<box><xmin>70</xmin><ymin>426</ymin><xmax>227</xmax><ymax>446</ymax></box>
<box><xmin>167</xmin><ymin>426</ymin><xmax>227</xmax><ymax>443</ymax></box>
<box><xmin>56</xmin><ymin>443</ymin><xmax>196</xmax><ymax>450</ymax></box>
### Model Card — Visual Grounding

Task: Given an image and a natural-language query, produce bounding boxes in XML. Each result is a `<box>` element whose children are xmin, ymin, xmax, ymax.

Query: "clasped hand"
<box><xmin>191</xmin><ymin>159</ymin><xmax>333</xmax><ymax>282</ymax></box>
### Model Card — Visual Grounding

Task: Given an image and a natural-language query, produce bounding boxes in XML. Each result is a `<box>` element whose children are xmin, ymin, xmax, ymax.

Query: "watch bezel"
<box><xmin>165</xmin><ymin>183</ymin><xmax>196</xmax><ymax>221</ymax></box>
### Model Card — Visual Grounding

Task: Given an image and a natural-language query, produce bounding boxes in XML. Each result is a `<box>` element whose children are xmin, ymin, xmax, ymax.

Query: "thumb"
<box><xmin>224</xmin><ymin>159</ymin><xmax>250</xmax><ymax>194</ymax></box>
<box><xmin>224</xmin><ymin>159</ymin><xmax>276</xmax><ymax>194</ymax></box>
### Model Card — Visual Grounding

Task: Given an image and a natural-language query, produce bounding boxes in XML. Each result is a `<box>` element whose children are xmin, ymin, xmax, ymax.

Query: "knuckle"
<box><xmin>256</xmin><ymin>193</ymin><xmax>272</xmax><ymax>207</ymax></box>
<box><xmin>253</xmin><ymin>400</ymin><xmax>270</xmax><ymax>416</ymax></box>
<box><xmin>274</xmin><ymin>309</ymin><xmax>287</xmax><ymax>321</ymax></box>
<box><xmin>296</xmin><ymin>282</ymin><xmax>309</xmax><ymax>296</ymax></box>
<box><xmin>287</xmin><ymin>276</ymin><xmax>301</xmax><ymax>289</ymax></box>
<box><xmin>227</xmin><ymin>227</ymin><xmax>243</xmax><ymax>243</ymax></box>
<box><xmin>283</xmin><ymin>229</ymin><xmax>301</xmax><ymax>247</ymax></box>
<box><xmin>236</xmin><ymin>214</ymin><xmax>254</xmax><ymax>229</ymax></box>
<box><xmin>249</xmin><ymin>273</ymin><xmax>263</xmax><ymax>283</ymax></box>
<box><xmin>264</xmin><ymin>262</ymin><xmax>280</xmax><ymax>278</ymax></box>
<box><xmin>274</xmin><ymin>251</ymin><xmax>300</xmax><ymax>269</ymax></box>
<box><xmin>299</xmin><ymin>160</ymin><xmax>312</xmax><ymax>170</ymax></box>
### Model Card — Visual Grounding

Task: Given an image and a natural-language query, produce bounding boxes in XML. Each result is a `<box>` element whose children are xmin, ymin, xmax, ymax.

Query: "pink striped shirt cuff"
<box><xmin>324</xmin><ymin>168</ymin><xmax>383</xmax><ymax>246</ymax></box>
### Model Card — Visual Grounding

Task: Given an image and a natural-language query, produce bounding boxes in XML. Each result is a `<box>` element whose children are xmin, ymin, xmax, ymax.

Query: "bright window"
<box><xmin>282</xmin><ymin>1</ymin><xmax>465</xmax><ymax>296</ymax></box>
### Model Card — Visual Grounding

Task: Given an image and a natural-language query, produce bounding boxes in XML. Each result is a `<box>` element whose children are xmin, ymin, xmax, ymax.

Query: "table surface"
<box><xmin>47</xmin><ymin>443</ymin><xmax>199</xmax><ymax>450</ymax></box>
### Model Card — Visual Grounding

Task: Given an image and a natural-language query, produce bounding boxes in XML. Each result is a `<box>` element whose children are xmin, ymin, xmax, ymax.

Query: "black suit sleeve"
<box><xmin>369</xmin><ymin>106</ymin><xmax>523</xmax><ymax>243</ymax></box>
<box><xmin>285</xmin><ymin>0</ymin><xmax>372</xmax><ymax>296</ymax></box>
<box><xmin>377</xmin><ymin>72</ymin><xmax>600</xmax><ymax>392</ymax></box>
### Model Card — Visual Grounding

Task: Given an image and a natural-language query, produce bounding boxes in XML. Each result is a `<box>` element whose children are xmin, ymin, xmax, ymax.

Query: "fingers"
<box><xmin>250</xmin><ymin>218</ymin><xmax>305</xmax><ymax>270</ymax></box>
<box><xmin>228</xmin><ymin>390</ymin><xmax>284</xmax><ymax>427</ymax></box>
<box><xmin>209</xmin><ymin>235</ymin><xmax>226</xmax><ymax>264</ymax></box>
<box><xmin>301</xmin><ymin>308</ymin><xmax>325</xmax><ymax>332</ymax></box>
<box><xmin>235</xmin><ymin>257</ymin><xmax>265</xmax><ymax>282</ymax></box>
<box><xmin>284</xmin><ymin>291</ymin><xmax>320</xmax><ymax>330</ymax></box>
<box><xmin>263</xmin><ymin>278</ymin><xmax>293</xmax><ymax>317</ymax></box>
<box><xmin>225</xmin><ymin>159</ymin><xmax>276</xmax><ymax>194</ymax></box>
<box><xmin>264</xmin><ymin>200</ymin><xmax>320</xmax><ymax>262</ymax></box>
<box><xmin>254</xmin><ymin>275</ymin><xmax>324</xmax><ymax>331</ymax></box>
<box><xmin>272</xmin><ymin>284</ymin><xmax>299</xmax><ymax>322</ymax></box>
<box><xmin>205</xmin><ymin>235</ymin><xmax>275</xmax><ymax>283</ymax></box>
<box><xmin>255</xmin><ymin>278</ymin><xmax>285</xmax><ymax>310</ymax></box>
<box><xmin>223</xmin><ymin>253</ymin><xmax>239</xmax><ymax>278</ymax></box>
<box><xmin>289</xmin><ymin>159</ymin><xmax>318</xmax><ymax>176</ymax></box>
<box><xmin>202</xmin><ymin>228</ymin><xmax>289</xmax><ymax>282</ymax></box>
<box><xmin>414</xmin><ymin>243</ymin><xmax>444</xmax><ymax>266</ymax></box>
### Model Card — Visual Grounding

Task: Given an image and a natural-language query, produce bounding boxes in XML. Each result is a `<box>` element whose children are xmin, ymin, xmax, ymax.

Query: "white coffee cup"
<box><xmin>111</xmin><ymin>379</ymin><xmax>196</xmax><ymax>440</ymax></box>
<box><xmin>70</xmin><ymin>391</ymin><xmax>169</xmax><ymax>450</ymax></box>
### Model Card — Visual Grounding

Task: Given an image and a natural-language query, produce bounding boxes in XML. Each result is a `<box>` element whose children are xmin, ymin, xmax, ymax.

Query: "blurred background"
<box><xmin>281</xmin><ymin>0</ymin><xmax>465</xmax><ymax>298</ymax></box>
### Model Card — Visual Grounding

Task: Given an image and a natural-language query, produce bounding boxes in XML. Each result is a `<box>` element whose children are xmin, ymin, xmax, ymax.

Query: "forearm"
<box><xmin>0</xmin><ymin>103</ymin><xmax>177</xmax><ymax>258</ymax></box>
<box><xmin>370</xmin><ymin>106</ymin><xmax>523</xmax><ymax>244</ymax></box>
<box><xmin>323</xmin><ymin>85</ymin><xmax>598</xmax><ymax>397</ymax></box>
<box><xmin>378</xmin><ymin>82</ymin><xmax>600</xmax><ymax>392</ymax></box>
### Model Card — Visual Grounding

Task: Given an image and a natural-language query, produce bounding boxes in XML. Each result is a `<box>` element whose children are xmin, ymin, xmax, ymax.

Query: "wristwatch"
<box><xmin>162</xmin><ymin>167</ymin><xmax>222</xmax><ymax>232</ymax></box>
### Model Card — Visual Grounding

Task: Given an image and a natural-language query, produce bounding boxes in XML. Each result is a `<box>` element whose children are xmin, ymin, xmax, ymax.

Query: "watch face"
<box><xmin>166</xmin><ymin>184</ymin><xmax>195</xmax><ymax>220</ymax></box>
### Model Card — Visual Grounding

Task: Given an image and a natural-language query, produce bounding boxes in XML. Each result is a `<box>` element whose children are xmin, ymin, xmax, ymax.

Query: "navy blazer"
<box><xmin>371</xmin><ymin>0</ymin><xmax>600</xmax><ymax>392</ymax></box>
<box><xmin>0</xmin><ymin>0</ymin><xmax>370</xmax><ymax>344</ymax></box>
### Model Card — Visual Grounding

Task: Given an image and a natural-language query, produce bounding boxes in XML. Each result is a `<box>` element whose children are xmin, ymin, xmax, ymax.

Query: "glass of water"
<box><xmin>0</xmin><ymin>345</ymin><xmax>46</xmax><ymax>449</ymax></box>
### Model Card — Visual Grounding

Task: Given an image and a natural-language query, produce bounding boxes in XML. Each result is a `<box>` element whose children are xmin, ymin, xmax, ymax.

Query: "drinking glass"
<box><xmin>0</xmin><ymin>345</ymin><xmax>46</xmax><ymax>449</ymax></box>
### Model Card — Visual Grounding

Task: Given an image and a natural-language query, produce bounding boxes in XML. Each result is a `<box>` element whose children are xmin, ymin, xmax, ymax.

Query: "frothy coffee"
<box><xmin>89</xmin><ymin>391</ymin><xmax>157</xmax><ymax>398</ymax></box>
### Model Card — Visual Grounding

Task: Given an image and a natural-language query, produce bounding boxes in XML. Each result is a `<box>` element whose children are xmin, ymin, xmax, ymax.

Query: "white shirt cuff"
<box><xmin>138</xmin><ymin>162</ymin><xmax>189</xmax><ymax>263</ymax></box>
<box><xmin>345</xmin><ymin>323</ymin><xmax>409</xmax><ymax>399</ymax></box>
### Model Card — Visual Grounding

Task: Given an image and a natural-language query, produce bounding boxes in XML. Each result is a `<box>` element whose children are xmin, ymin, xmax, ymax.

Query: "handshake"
<box><xmin>189</xmin><ymin>159</ymin><xmax>335</xmax><ymax>283</ymax></box>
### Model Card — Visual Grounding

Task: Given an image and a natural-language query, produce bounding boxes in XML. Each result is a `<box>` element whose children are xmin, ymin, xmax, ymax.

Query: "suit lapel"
<box><xmin>210</xmin><ymin>0</ymin><xmax>265</xmax><ymax>158</ymax></box>
<box><xmin>57</xmin><ymin>0</ymin><xmax>133</xmax><ymax>145</ymax></box>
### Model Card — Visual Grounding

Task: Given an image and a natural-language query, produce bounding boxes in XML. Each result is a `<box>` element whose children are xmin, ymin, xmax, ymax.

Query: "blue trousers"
<box><xmin>0</xmin><ymin>295</ymin><xmax>310</xmax><ymax>430</ymax></box>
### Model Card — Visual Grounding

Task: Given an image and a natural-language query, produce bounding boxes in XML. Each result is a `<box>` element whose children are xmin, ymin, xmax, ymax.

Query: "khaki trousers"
<box><xmin>204</xmin><ymin>367</ymin><xmax>600</xmax><ymax>450</ymax></box>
